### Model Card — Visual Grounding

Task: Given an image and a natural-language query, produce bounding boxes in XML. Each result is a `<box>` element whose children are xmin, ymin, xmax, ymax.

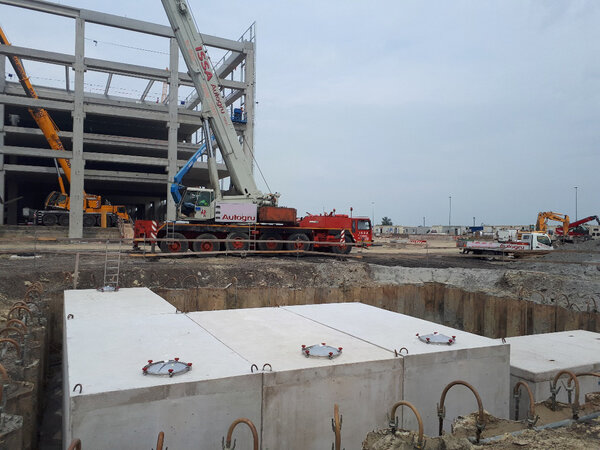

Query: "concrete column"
<box><xmin>69</xmin><ymin>17</ymin><xmax>86</xmax><ymax>238</ymax></box>
<box><xmin>0</xmin><ymin>55</ymin><xmax>5</xmax><ymax>225</ymax></box>
<box><xmin>243</xmin><ymin>42</ymin><xmax>256</xmax><ymax>173</ymax></box>
<box><xmin>153</xmin><ymin>198</ymin><xmax>162</xmax><ymax>221</ymax></box>
<box><xmin>6</xmin><ymin>181</ymin><xmax>17</xmax><ymax>225</ymax></box>
<box><xmin>144</xmin><ymin>202</ymin><xmax>152</xmax><ymax>220</ymax></box>
<box><xmin>166</xmin><ymin>38</ymin><xmax>179</xmax><ymax>221</ymax></box>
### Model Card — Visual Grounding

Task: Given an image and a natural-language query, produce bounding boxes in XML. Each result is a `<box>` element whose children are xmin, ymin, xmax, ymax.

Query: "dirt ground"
<box><xmin>0</xmin><ymin>234</ymin><xmax>598</xmax><ymax>310</ymax></box>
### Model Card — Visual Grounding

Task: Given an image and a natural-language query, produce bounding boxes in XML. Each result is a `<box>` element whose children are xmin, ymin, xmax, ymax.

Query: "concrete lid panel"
<box><xmin>64</xmin><ymin>288</ymin><xmax>176</xmax><ymax>319</ymax></box>
<box><xmin>284</xmin><ymin>302</ymin><xmax>503</xmax><ymax>355</ymax></box>
<box><xmin>502</xmin><ymin>330</ymin><xmax>600</xmax><ymax>381</ymax></box>
<box><xmin>65</xmin><ymin>313</ymin><xmax>253</xmax><ymax>396</ymax></box>
<box><xmin>187</xmin><ymin>307</ymin><xmax>395</xmax><ymax>372</ymax></box>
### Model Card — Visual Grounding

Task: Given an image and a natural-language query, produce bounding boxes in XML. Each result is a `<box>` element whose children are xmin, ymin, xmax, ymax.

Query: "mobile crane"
<box><xmin>133</xmin><ymin>0</ymin><xmax>372</xmax><ymax>253</ymax></box>
<box><xmin>0</xmin><ymin>26</ymin><xmax>130</xmax><ymax>227</ymax></box>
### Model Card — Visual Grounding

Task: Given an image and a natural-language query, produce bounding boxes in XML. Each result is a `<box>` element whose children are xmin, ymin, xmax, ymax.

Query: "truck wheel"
<box><xmin>58</xmin><ymin>214</ymin><xmax>69</xmax><ymax>226</ymax></box>
<box><xmin>258</xmin><ymin>232</ymin><xmax>282</xmax><ymax>251</ymax></box>
<box><xmin>331</xmin><ymin>233</ymin><xmax>353</xmax><ymax>255</ymax></box>
<box><xmin>286</xmin><ymin>233</ymin><xmax>311</xmax><ymax>252</ymax></box>
<box><xmin>225</xmin><ymin>232</ymin><xmax>249</xmax><ymax>251</ymax></box>
<box><xmin>42</xmin><ymin>214</ymin><xmax>58</xmax><ymax>226</ymax></box>
<box><xmin>160</xmin><ymin>232</ymin><xmax>189</xmax><ymax>253</ymax></box>
<box><xmin>83</xmin><ymin>215</ymin><xmax>96</xmax><ymax>227</ymax></box>
<box><xmin>192</xmin><ymin>233</ymin><xmax>220</xmax><ymax>252</ymax></box>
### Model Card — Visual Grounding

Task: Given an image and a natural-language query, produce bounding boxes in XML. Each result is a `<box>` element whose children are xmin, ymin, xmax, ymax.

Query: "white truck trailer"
<box><xmin>457</xmin><ymin>232</ymin><xmax>553</xmax><ymax>256</ymax></box>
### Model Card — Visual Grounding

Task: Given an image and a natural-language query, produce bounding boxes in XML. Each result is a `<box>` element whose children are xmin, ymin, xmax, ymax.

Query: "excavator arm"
<box><xmin>536</xmin><ymin>211</ymin><xmax>570</xmax><ymax>236</ymax></box>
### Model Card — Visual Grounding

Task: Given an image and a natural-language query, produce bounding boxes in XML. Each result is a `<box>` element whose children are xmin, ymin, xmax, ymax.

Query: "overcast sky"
<box><xmin>1</xmin><ymin>0</ymin><xmax>598</xmax><ymax>226</ymax></box>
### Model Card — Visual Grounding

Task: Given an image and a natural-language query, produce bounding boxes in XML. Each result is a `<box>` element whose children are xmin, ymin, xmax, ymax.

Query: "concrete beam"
<box><xmin>219</xmin><ymin>79</ymin><xmax>247</xmax><ymax>90</ymax></box>
<box><xmin>140</xmin><ymin>80</ymin><xmax>154</xmax><ymax>102</ymax></box>
<box><xmin>0</xmin><ymin>43</ymin><xmax>74</xmax><ymax>66</ymax></box>
<box><xmin>0</xmin><ymin>145</ymin><xmax>73</xmax><ymax>160</ymax></box>
<box><xmin>0</xmin><ymin>0</ymin><xmax>246</xmax><ymax>51</ymax></box>
<box><xmin>224</xmin><ymin>89</ymin><xmax>244</xmax><ymax>107</ymax></box>
<box><xmin>104</xmin><ymin>73</ymin><xmax>113</xmax><ymax>96</ymax></box>
<box><xmin>3</xmin><ymin>126</ymin><xmax>201</xmax><ymax>154</ymax></box>
<box><xmin>4</xmin><ymin>164</ymin><xmax>167</xmax><ymax>183</ymax></box>
<box><xmin>3</xmin><ymin>82</ymin><xmax>204</xmax><ymax>126</ymax></box>
<box><xmin>0</xmin><ymin>143</ymin><xmax>214</xmax><ymax>168</ymax></box>
<box><xmin>0</xmin><ymin>93</ymin><xmax>74</xmax><ymax>111</ymax></box>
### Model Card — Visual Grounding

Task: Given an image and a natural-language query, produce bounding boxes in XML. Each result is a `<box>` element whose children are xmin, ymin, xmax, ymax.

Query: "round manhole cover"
<box><xmin>417</xmin><ymin>332</ymin><xmax>456</xmax><ymax>345</ymax></box>
<box><xmin>301</xmin><ymin>343</ymin><xmax>343</xmax><ymax>359</ymax></box>
<box><xmin>142</xmin><ymin>358</ymin><xmax>192</xmax><ymax>377</ymax></box>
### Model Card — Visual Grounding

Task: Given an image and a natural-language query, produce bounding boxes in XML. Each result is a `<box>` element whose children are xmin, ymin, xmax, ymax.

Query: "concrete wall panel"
<box><xmin>262</xmin><ymin>359</ymin><xmax>403</xmax><ymax>449</ymax></box>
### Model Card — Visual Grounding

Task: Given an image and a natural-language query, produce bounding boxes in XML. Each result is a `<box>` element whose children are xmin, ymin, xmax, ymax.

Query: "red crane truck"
<box><xmin>133</xmin><ymin>1</ymin><xmax>372</xmax><ymax>254</ymax></box>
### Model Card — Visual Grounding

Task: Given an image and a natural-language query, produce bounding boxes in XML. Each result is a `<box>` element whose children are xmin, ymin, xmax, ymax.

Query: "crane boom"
<box><xmin>0</xmin><ymin>26</ymin><xmax>73</xmax><ymax>189</ymax></box>
<box><xmin>161</xmin><ymin>0</ymin><xmax>273</xmax><ymax>205</ymax></box>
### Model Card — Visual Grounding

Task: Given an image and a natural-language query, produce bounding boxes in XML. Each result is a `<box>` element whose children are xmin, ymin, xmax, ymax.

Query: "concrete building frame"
<box><xmin>0</xmin><ymin>0</ymin><xmax>256</xmax><ymax>237</ymax></box>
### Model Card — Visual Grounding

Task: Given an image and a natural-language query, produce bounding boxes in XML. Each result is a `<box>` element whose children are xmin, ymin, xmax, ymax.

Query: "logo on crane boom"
<box><xmin>195</xmin><ymin>45</ymin><xmax>226</xmax><ymax>115</ymax></box>
<box><xmin>195</xmin><ymin>46</ymin><xmax>212</xmax><ymax>81</ymax></box>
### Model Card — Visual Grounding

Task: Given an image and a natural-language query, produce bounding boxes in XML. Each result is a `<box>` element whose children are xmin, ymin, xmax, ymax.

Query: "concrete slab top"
<box><xmin>64</xmin><ymin>288</ymin><xmax>176</xmax><ymax>319</ymax></box>
<box><xmin>283</xmin><ymin>302</ymin><xmax>502</xmax><ymax>355</ymax></box>
<box><xmin>65</xmin><ymin>313</ymin><xmax>252</xmax><ymax>396</ymax></box>
<box><xmin>503</xmin><ymin>330</ymin><xmax>600</xmax><ymax>380</ymax></box>
<box><xmin>186</xmin><ymin>307</ymin><xmax>395</xmax><ymax>372</ymax></box>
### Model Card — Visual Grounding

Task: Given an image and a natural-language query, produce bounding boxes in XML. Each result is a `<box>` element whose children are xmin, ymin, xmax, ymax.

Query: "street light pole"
<box><xmin>574</xmin><ymin>186</ymin><xmax>578</xmax><ymax>221</ymax></box>
<box><xmin>448</xmin><ymin>195</ymin><xmax>452</xmax><ymax>228</ymax></box>
<box><xmin>371</xmin><ymin>202</ymin><xmax>375</xmax><ymax>226</ymax></box>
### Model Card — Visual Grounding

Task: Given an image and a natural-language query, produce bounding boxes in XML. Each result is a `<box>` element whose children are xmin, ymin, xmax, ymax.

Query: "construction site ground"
<box><xmin>0</xmin><ymin>228</ymin><xmax>599</xmax><ymax>448</ymax></box>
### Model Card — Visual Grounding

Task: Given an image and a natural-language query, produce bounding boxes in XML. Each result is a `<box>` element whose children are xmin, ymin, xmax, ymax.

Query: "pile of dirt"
<box><xmin>480</xmin><ymin>416</ymin><xmax>600</xmax><ymax>449</ymax></box>
<box><xmin>362</xmin><ymin>428</ymin><xmax>472</xmax><ymax>450</ymax></box>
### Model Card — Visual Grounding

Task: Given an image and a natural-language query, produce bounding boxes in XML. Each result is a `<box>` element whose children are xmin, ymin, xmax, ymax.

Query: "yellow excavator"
<box><xmin>535</xmin><ymin>211</ymin><xmax>569</xmax><ymax>237</ymax></box>
<box><xmin>0</xmin><ymin>26</ymin><xmax>130</xmax><ymax>227</ymax></box>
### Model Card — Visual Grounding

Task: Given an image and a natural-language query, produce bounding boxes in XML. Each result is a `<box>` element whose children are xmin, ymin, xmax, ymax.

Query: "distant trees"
<box><xmin>381</xmin><ymin>217</ymin><xmax>393</xmax><ymax>226</ymax></box>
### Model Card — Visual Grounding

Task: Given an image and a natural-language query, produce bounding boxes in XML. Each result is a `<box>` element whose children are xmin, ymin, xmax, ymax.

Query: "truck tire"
<box><xmin>58</xmin><ymin>214</ymin><xmax>69</xmax><ymax>226</ymax></box>
<box><xmin>192</xmin><ymin>233</ymin><xmax>220</xmax><ymax>253</ymax></box>
<box><xmin>83</xmin><ymin>215</ymin><xmax>96</xmax><ymax>227</ymax></box>
<box><xmin>225</xmin><ymin>231</ymin><xmax>249</xmax><ymax>251</ymax></box>
<box><xmin>42</xmin><ymin>213</ymin><xmax>58</xmax><ymax>226</ymax></box>
<box><xmin>160</xmin><ymin>232</ymin><xmax>189</xmax><ymax>253</ymax></box>
<box><xmin>286</xmin><ymin>233</ymin><xmax>311</xmax><ymax>252</ymax></box>
<box><xmin>331</xmin><ymin>233</ymin><xmax>352</xmax><ymax>255</ymax></box>
<box><xmin>258</xmin><ymin>232</ymin><xmax>283</xmax><ymax>251</ymax></box>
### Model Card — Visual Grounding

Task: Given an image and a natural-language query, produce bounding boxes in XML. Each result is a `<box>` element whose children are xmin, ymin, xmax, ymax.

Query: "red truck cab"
<box><xmin>298</xmin><ymin>212</ymin><xmax>373</xmax><ymax>248</ymax></box>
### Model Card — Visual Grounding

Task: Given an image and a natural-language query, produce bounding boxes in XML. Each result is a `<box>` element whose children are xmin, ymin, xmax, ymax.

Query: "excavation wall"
<box><xmin>155</xmin><ymin>283</ymin><xmax>600</xmax><ymax>339</ymax></box>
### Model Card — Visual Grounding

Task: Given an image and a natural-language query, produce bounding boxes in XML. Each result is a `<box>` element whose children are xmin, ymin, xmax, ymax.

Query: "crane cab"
<box><xmin>180</xmin><ymin>188</ymin><xmax>215</xmax><ymax>221</ymax></box>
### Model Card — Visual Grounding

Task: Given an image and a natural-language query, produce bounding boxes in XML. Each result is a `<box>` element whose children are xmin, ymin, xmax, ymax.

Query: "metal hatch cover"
<box><xmin>301</xmin><ymin>343</ymin><xmax>343</xmax><ymax>359</ymax></box>
<box><xmin>416</xmin><ymin>332</ymin><xmax>456</xmax><ymax>345</ymax></box>
<box><xmin>142</xmin><ymin>358</ymin><xmax>193</xmax><ymax>377</ymax></box>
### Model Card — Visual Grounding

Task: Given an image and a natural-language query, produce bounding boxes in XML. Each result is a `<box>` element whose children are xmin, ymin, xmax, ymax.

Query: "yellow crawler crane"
<box><xmin>0</xmin><ymin>26</ymin><xmax>130</xmax><ymax>227</ymax></box>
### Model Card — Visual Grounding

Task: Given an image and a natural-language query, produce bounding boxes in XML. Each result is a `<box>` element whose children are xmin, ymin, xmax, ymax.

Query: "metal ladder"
<box><xmin>101</xmin><ymin>240</ymin><xmax>121</xmax><ymax>292</ymax></box>
<box><xmin>248</xmin><ymin>223</ymin><xmax>258</xmax><ymax>251</ymax></box>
